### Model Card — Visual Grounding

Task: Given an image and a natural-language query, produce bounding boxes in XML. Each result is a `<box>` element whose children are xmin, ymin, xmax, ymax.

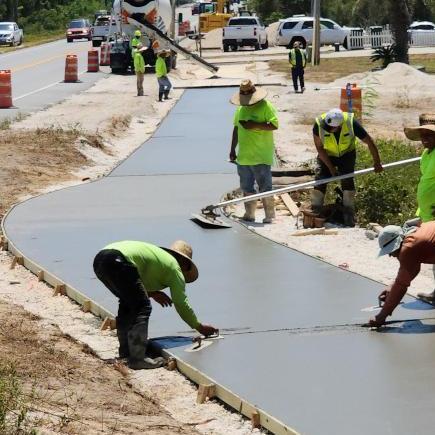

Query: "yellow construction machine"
<box><xmin>199</xmin><ymin>0</ymin><xmax>233</xmax><ymax>33</ymax></box>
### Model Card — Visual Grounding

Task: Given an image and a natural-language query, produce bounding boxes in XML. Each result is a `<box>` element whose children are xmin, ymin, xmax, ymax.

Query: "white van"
<box><xmin>276</xmin><ymin>16</ymin><xmax>350</xmax><ymax>49</ymax></box>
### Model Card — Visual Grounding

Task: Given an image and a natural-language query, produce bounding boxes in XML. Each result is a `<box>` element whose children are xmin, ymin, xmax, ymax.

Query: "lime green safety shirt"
<box><xmin>155</xmin><ymin>57</ymin><xmax>167</xmax><ymax>78</ymax></box>
<box><xmin>233</xmin><ymin>99</ymin><xmax>278</xmax><ymax>166</ymax></box>
<box><xmin>134</xmin><ymin>51</ymin><xmax>145</xmax><ymax>74</ymax></box>
<box><xmin>104</xmin><ymin>241</ymin><xmax>200</xmax><ymax>329</ymax></box>
<box><xmin>417</xmin><ymin>148</ymin><xmax>435</xmax><ymax>222</ymax></box>
<box><xmin>131</xmin><ymin>36</ymin><xmax>140</xmax><ymax>58</ymax></box>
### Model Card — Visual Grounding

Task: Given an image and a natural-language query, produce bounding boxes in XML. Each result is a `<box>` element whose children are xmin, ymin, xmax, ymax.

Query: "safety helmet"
<box><xmin>134</xmin><ymin>30</ymin><xmax>141</xmax><ymax>37</ymax></box>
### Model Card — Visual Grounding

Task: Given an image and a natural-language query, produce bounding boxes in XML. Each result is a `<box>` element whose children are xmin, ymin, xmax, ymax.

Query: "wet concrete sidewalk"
<box><xmin>4</xmin><ymin>88</ymin><xmax>435</xmax><ymax>435</ymax></box>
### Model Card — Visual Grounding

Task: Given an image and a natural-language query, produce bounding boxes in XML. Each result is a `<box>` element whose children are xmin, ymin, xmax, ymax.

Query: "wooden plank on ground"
<box><xmin>280</xmin><ymin>193</ymin><xmax>300</xmax><ymax>217</ymax></box>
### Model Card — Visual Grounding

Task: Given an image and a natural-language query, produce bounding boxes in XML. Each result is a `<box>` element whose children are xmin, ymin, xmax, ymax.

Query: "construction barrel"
<box><xmin>0</xmin><ymin>70</ymin><xmax>12</xmax><ymax>108</ymax></box>
<box><xmin>64</xmin><ymin>55</ymin><xmax>78</xmax><ymax>83</ymax></box>
<box><xmin>88</xmin><ymin>50</ymin><xmax>100</xmax><ymax>72</ymax></box>
<box><xmin>340</xmin><ymin>83</ymin><xmax>362</xmax><ymax>121</ymax></box>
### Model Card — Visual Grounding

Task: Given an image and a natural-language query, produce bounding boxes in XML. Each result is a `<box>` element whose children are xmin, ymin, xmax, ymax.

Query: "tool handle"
<box><xmin>207</xmin><ymin>157</ymin><xmax>420</xmax><ymax>210</ymax></box>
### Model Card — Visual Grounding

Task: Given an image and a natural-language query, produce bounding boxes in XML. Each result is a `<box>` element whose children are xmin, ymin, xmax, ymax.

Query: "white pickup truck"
<box><xmin>222</xmin><ymin>16</ymin><xmax>268</xmax><ymax>52</ymax></box>
<box><xmin>0</xmin><ymin>22</ymin><xmax>23</xmax><ymax>46</ymax></box>
<box><xmin>92</xmin><ymin>15</ymin><xmax>115</xmax><ymax>47</ymax></box>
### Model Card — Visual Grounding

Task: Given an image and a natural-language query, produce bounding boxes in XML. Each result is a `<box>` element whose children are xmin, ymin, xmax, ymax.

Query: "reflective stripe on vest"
<box><xmin>289</xmin><ymin>49</ymin><xmax>307</xmax><ymax>68</ymax></box>
<box><xmin>316</xmin><ymin>112</ymin><xmax>356</xmax><ymax>157</ymax></box>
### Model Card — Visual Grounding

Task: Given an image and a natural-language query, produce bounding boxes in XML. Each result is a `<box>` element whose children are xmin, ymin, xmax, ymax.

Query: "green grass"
<box><xmin>0</xmin><ymin>31</ymin><xmax>64</xmax><ymax>54</ymax></box>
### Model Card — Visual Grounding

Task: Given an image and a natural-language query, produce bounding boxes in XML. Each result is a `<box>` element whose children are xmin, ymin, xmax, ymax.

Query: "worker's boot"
<box><xmin>311</xmin><ymin>189</ymin><xmax>325</xmax><ymax>215</ymax></box>
<box><xmin>242</xmin><ymin>199</ymin><xmax>257</xmax><ymax>222</ymax></box>
<box><xmin>343</xmin><ymin>190</ymin><xmax>356</xmax><ymax>227</ymax></box>
<box><xmin>262</xmin><ymin>197</ymin><xmax>276</xmax><ymax>224</ymax></box>
<box><xmin>164</xmin><ymin>90</ymin><xmax>170</xmax><ymax>100</ymax></box>
<box><xmin>128</xmin><ymin>320</ymin><xmax>166</xmax><ymax>370</ymax></box>
<box><xmin>158</xmin><ymin>92</ymin><xmax>164</xmax><ymax>102</ymax></box>
<box><xmin>116</xmin><ymin>317</ymin><xmax>129</xmax><ymax>359</ymax></box>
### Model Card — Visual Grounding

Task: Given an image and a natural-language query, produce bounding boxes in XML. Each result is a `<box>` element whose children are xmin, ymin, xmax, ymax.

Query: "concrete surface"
<box><xmin>4</xmin><ymin>88</ymin><xmax>435</xmax><ymax>434</ymax></box>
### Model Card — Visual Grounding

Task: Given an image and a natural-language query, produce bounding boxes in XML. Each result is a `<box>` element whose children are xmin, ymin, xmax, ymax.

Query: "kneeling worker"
<box><xmin>93</xmin><ymin>240</ymin><xmax>218</xmax><ymax>370</ymax></box>
<box><xmin>367</xmin><ymin>222</ymin><xmax>435</xmax><ymax>327</ymax></box>
<box><xmin>312</xmin><ymin>108</ymin><xmax>383</xmax><ymax>226</ymax></box>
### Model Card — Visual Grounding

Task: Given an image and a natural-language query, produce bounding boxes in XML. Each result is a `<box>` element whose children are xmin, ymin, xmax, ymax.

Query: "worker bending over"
<box><xmin>404</xmin><ymin>113</ymin><xmax>435</xmax><ymax>303</ymax></box>
<box><xmin>289</xmin><ymin>41</ymin><xmax>307</xmax><ymax>93</ymax></box>
<box><xmin>134</xmin><ymin>43</ymin><xmax>146</xmax><ymax>96</ymax></box>
<box><xmin>93</xmin><ymin>240</ymin><xmax>218</xmax><ymax>370</ymax></box>
<box><xmin>312</xmin><ymin>108</ymin><xmax>383</xmax><ymax>226</ymax></box>
<box><xmin>229</xmin><ymin>80</ymin><xmax>279</xmax><ymax>224</ymax></box>
<box><xmin>367</xmin><ymin>222</ymin><xmax>435</xmax><ymax>327</ymax></box>
<box><xmin>156</xmin><ymin>50</ymin><xmax>172</xmax><ymax>102</ymax></box>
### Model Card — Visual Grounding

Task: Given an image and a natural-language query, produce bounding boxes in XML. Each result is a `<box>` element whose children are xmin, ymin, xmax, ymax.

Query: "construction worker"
<box><xmin>404</xmin><ymin>113</ymin><xmax>435</xmax><ymax>303</ymax></box>
<box><xmin>134</xmin><ymin>43</ymin><xmax>146</xmax><ymax>96</ymax></box>
<box><xmin>156</xmin><ymin>50</ymin><xmax>172</xmax><ymax>102</ymax></box>
<box><xmin>93</xmin><ymin>240</ymin><xmax>218</xmax><ymax>370</ymax></box>
<box><xmin>365</xmin><ymin>222</ymin><xmax>435</xmax><ymax>327</ymax></box>
<box><xmin>131</xmin><ymin>29</ymin><xmax>142</xmax><ymax>57</ymax></box>
<box><xmin>229</xmin><ymin>80</ymin><xmax>279</xmax><ymax>224</ymax></box>
<box><xmin>289</xmin><ymin>41</ymin><xmax>307</xmax><ymax>93</ymax></box>
<box><xmin>311</xmin><ymin>108</ymin><xmax>383</xmax><ymax>226</ymax></box>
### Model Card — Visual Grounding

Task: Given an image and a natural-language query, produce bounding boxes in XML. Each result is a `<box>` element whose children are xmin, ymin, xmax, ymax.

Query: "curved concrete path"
<box><xmin>4</xmin><ymin>88</ymin><xmax>435</xmax><ymax>435</ymax></box>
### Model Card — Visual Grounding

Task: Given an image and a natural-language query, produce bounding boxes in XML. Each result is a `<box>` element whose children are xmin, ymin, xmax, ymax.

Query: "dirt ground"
<box><xmin>1</xmin><ymin>48</ymin><xmax>434</xmax><ymax>433</ymax></box>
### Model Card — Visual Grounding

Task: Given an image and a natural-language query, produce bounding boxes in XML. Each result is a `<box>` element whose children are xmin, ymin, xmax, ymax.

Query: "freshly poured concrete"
<box><xmin>4</xmin><ymin>88</ymin><xmax>435</xmax><ymax>434</ymax></box>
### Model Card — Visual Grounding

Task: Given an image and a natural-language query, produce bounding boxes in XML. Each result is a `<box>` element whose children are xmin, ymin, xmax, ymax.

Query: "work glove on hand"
<box><xmin>197</xmin><ymin>323</ymin><xmax>219</xmax><ymax>337</ymax></box>
<box><xmin>150</xmin><ymin>291</ymin><xmax>173</xmax><ymax>307</ymax></box>
<box><xmin>229</xmin><ymin>150</ymin><xmax>237</xmax><ymax>162</ymax></box>
<box><xmin>364</xmin><ymin>314</ymin><xmax>387</xmax><ymax>328</ymax></box>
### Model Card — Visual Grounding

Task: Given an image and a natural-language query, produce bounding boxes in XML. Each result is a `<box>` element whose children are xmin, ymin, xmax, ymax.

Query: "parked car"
<box><xmin>223</xmin><ymin>16</ymin><xmax>268</xmax><ymax>52</ymax></box>
<box><xmin>409</xmin><ymin>21</ymin><xmax>435</xmax><ymax>32</ymax></box>
<box><xmin>66</xmin><ymin>19</ymin><xmax>92</xmax><ymax>43</ymax></box>
<box><xmin>276</xmin><ymin>16</ymin><xmax>349</xmax><ymax>49</ymax></box>
<box><xmin>408</xmin><ymin>21</ymin><xmax>435</xmax><ymax>46</ymax></box>
<box><xmin>92</xmin><ymin>15</ymin><xmax>115</xmax><ymax>47</ymax></box>
<box><xmin>0</xmin><ymin>22</ymin><xmax>23</xmax><ymax>46</ymax></box>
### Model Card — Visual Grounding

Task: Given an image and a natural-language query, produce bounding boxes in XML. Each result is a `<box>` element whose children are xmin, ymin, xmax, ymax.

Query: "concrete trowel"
<box><xmin>191</xmin><ymin>157</ymin><xmax>421</xmax><ymax>229</ymax></box>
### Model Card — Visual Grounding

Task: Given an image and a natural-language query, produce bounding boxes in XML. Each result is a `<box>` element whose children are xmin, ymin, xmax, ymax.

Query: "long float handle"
<box><xmin>206</xmin><ymin>157</ymin><xmax>421</xmax><ymax>211</ymax></box>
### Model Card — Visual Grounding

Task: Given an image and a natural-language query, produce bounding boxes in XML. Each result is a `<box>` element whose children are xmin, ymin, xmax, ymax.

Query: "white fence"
<box><xmin>348</xmin><ymin>27</ymin><xmax>435</xmax><ymax>50</ymax></box>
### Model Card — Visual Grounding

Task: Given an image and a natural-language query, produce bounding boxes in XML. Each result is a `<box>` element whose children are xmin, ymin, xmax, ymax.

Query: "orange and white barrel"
<box><xmin>88</xmin><ymin>50</ymin><xmax>99</xmax><ymax>72</ymax></box>
<box><xmin>340</xmin><ymin>83</ymin><xmax>362</xmax><ymax>121</ymax></box>
<box><xmin>0</xmin><ymin>70</ymin><xmax>12</xmax><ymax>108</ymax></box>
<box><xmin>100</xmin><ymin>43</ymin><xmax>111</xmax><ymax>66</ymax></box>
<box><xmin>64</xmin><ymin>55</ymin><xmax>78</xmax><ymax>83</ymax></box>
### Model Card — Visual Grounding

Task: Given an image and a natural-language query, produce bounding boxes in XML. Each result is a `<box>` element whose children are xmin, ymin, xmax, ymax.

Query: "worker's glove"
<box><xmin>150</xmin><ymin>291</ymin><xmax>173</xmax><ymax>307</ymax></box>
<box><xmin>363</xmin><ymin>314</ymin><xmax>387</xmax><ymax>328</ymax></box>
<box><xmin>197</xmin><ymin>324</ymin><xmax>219</xmax><ymax>337</ymax></box>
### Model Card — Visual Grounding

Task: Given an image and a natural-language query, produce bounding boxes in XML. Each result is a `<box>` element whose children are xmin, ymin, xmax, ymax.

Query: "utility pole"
<box><xmin>170</xmin><ymin>0</ymin><xmax>176</xmax><ymax>40</ymax></box>
<box><xmin>312</xmin><ymin>0</ymin><xmax>321</xmax><ymax>66</ymax></box>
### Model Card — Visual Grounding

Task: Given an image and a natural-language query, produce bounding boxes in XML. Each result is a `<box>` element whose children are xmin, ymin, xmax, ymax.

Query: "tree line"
<box><xmin>0</xmin><ymin>0</ymin><xmax>111</xmax><ymax>33</ymax></box>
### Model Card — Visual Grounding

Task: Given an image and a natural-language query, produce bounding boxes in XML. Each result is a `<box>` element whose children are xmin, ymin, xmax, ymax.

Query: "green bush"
<box><xmin>355</xmin><ymin>139</ymin><xmax>421</xmax><ymax>226</ymax></box>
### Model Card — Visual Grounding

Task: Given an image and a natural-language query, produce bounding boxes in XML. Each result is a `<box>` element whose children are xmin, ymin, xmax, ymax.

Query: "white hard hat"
<box><xmin>324</xmin><ymin>109</ymin><xmax>344</xmax><ymax>128</ymax></box>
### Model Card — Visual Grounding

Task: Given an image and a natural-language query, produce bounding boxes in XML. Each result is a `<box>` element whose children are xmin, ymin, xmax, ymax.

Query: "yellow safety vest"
<box><xmin>316</xmin><ymin>112</ymin><xmax>356</xmax><ymax>157</ymax></box>
<box><xmin>289</xmin><ymin>48</ymin><xmax>307</xmax><ymax>68</ymax></box>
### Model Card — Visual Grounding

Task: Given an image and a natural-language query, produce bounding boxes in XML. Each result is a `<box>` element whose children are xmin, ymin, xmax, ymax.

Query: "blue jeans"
<box><xmin>237</xmin><ymin>164</ymin><xmax>272</xmax><ymax>194</ymax></box>
<box><xmin>158</xmin><ymin>76</ymin><xmax>172</xmax><ymax>93</ymax></box>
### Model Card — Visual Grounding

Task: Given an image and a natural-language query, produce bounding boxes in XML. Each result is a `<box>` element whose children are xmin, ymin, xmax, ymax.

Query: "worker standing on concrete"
<box><xmin>134</xmin><ymin>44</ymin><xmax>146</xmax><ymax>96</ymax></box>
<box><xmin>289</xmin><ymin>41</ymin><xmax>307</xmax><ymax>93</ymax></box>
<box><xmin>156</xmin><ymin>50</ymin><xmax>172</xmax><ymax>102</ymax></box>
<box><xmin>311</xmin><ymin>108</ymin><xmax>383</xmax><ymax>226</ymax></box>
<box><xmin>404</xmin><ymin>113</ymin><xmax>435</xmax><ymax>303</ymax></box>
<box><xmin>131</xmin><ymin>29</ymin><xmax>142</xmax><ymax>57</ymax></box>
<box><xmin>93</xmin><ymin>240</ymin><xmax>218</xmax><ymax>370</ymax></box>
<box><xmin>229</xmin><ymin>80</ymin><xmax>279</xmax><ymax>224</ymax></box>
<box><xmin>366</xmin><ymin>222</ymin><xmax>435</xmax><ymax>327</ymax></box>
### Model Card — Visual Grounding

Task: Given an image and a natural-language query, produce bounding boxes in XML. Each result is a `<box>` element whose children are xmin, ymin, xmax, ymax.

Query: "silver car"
<box><xmin>0</xmin><ymin>22</ymin><xmax>23</xmax><ymax>46</ymax></box>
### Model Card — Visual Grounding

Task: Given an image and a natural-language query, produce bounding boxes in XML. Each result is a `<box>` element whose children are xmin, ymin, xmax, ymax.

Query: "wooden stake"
<box><xmin>37</xmin><ymin>270</ymin><xmax>44</xmax><ymax>282</ymax></box>
<box><xmin>280</xmin><ymin>193</ymin><xmax>300</xmax><ymax>217</ymax></box>
<box><xmin>197</xmin><ymin>383</ymin><xmax>216</xmax><ymax>404</ymax></box>
<box><xmin>251</xmin><ymin>411</ymin><xmax>261</xmax><ymax>429</ymax></box>
<box><xmin>10</xmin><ymin>256</ymin><xmax>24</xmax><ymax>270</ymax></box>
<box><xmin>101</xmin><ymin>317</ymin><xmax>116</xmax><ymax>331</ymax></box>
<box><xmin>82</xmin><ymin>300</ymin><xmax>92</xmax><ymax>313</ymax></box>
<box><xmin>0</xmin><ymin>236</ymin><xmax>7</xmax><ymax>251</ymax></box>
<box><xmin>52</xmin><ymin>284</ymin><xmax>66</xmax><ymax>297</ymax></box>
<box><xmin>167</xmin><ymin>358</ymin><xmax>177</xmax><ymax>371</ymax></box>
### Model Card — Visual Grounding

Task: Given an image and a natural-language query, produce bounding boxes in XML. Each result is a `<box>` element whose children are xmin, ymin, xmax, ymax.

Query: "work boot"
<box><xmin>262</xmin><ymin>197</ymin><xmax>276</xmax><ymax>224</ymax></box>
<box><xmin>343</xmin><ymin>190</ymin><xmax>356</xmax><ymax>227</ymax></box>
<box><xmin>116</xmin><ymin>318</ymin><xmax>129</xmax><ymax>359</ymax></box>
<box><xmin>158</xmin><ymin>92</ymin><xmax>164</xmax><ymax>102</ymax></box>
<box><xmin>242</xmin><ymin>200</ymin><xmax>257</xmax><ymax>222</ymax></box>
<box><xmin>417</xmin><ymin>290</ymin><xmax>435</xmax><ymax>304</ymax></box>
<box><xmin>164</xmin><ymin>91</ymin><xmax>170</xmax><ymax>100</ymax></box>
<box><xmin>127</xmin><ymin>320</ymin><xmax>166</xmax><ymax>370</ymax></box>
<box><xmin>311</xmin><ymin>189</ymin><xmax>325</xmax><ymax>215</ymax></box>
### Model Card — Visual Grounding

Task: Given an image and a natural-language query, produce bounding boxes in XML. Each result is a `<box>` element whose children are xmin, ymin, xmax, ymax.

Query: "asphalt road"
<box><xmin>0</xmin><ymin>38</ymin><xmax>107</xmax><ymax>121</ymax></box>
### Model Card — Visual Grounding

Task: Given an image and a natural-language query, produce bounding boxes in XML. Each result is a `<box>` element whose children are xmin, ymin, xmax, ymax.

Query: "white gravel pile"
<box><xmin>266</xmin><ymin>21</ymin><xmax>280</xmax><ymax>47</ymax></box>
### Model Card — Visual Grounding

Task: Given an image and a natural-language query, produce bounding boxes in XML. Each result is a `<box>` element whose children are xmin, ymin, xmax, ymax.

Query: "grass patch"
<box><xmin>269</xmin><ymin>54</ymin><xmax>435</xmax><ymax>82</ymax></box>
<box><xmin>0</xmin><ymin>31</ymin><xmax>64</xmax><ymax>54</ymax></box>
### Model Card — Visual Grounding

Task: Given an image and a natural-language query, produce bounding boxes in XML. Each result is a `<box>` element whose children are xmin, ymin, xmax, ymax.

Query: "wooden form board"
<box><xmin>280</xmin><ymin>193</ymin><xmax>300</xmax><ymax>217</ymax></box>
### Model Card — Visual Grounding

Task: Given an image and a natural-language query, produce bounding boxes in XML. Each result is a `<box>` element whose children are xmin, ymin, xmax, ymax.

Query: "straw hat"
<box><xmin>404</xmin><ymin>113</ymin><xmax>435</xmax><ymax>141</ymax></box>
<box><xmin>161</xmin><ymin>240</ymin><xmax>199</xmax><ymax>283</ymax></box>
<box><xmin>158</xmin><ymin>49</ymin><xmax>171</xmax><ymax>57</ymax></box>
<box><xmin>230</xmin><ymin>80</ymin><xmax>267</xmax><ymax>106</ymax></box>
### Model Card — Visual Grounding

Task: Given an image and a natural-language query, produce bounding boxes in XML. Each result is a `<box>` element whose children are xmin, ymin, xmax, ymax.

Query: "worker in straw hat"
<box><xmin>156</xmin><ymin>49</ymin><xmax>172</xmax><ymax>102</ymax></box>
<box><xmin>93</xmin><ymin>240</ymin><xmax>218</xmax><ymax>370</ymax></box>
<box><xmin>311</xmin><ymin>108</ymin><xmax>383</xmax><ymax>226</ymax></box>
<box><xmin>364</xmin><ymin>221</ymin><xmax>435</xmax><ymax>328</ymax></box>
<box><xmin>229</xmin><ymin>80</ymin><xmax>279</xmax><ymax>224</ymax></box>
<box><xmin>404</xmin><ymin>113</ymin><xmax>435</xmax><ymax>303</ymax></box>
<box><xmin>288</xmin><ymin>41</ymin><xmax>307</xmax><ymax>93</ymax></box>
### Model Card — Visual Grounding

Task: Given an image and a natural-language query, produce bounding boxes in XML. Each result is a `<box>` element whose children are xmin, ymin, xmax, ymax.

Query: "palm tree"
<box><xmin>387</xmin><ymin>0</ymin><xmax>411</xmax><ymax>63</ymax></box>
